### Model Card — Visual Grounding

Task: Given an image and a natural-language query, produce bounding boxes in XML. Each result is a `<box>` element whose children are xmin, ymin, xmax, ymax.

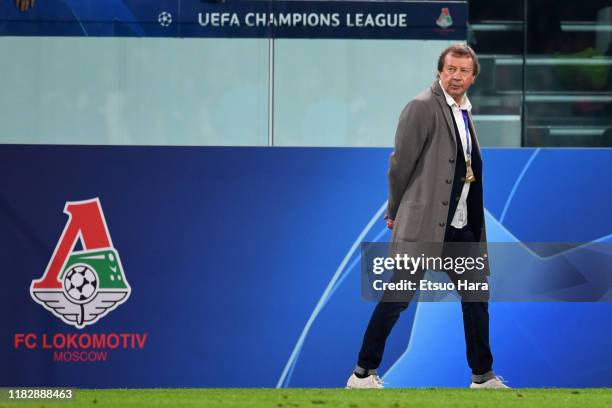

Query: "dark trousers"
<box><xmin>357</xmin><ymin>225</ymin><xmax>493</xmax><ymax>375</ymax></box>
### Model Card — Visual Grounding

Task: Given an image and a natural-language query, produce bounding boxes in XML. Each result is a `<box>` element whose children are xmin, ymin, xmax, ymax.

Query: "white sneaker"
<box><xmin>346</xmin><ymin>373</ymin><xmax>384</xmax><ymax>389</ymax></box>
<box><xmin>470</xmin><ymin>375</ymin><xmax>510</xmax><ymax>389</ymax></box>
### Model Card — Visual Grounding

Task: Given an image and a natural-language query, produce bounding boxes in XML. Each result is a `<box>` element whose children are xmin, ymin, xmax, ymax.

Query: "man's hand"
<box><xmin>16</xmin><ymin>0</ymin><xmax>36</xmax><ymax>12</ymax></box>
<box><xmin>386</xmin><ymin>218</ymin><xmax>394</xmax><ymax>230</ymax></box>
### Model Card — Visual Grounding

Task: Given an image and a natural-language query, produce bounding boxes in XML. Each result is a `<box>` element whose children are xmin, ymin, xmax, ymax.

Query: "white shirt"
<box><xmin>439</xmin><ymin>80</ymin><xmax>472</xmax><ymax>229</ymax></box>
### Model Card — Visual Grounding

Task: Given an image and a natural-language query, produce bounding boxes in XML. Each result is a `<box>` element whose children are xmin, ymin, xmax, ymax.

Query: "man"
<box><xmin>346</xmin><ymin>44</ymin><xmax>508</xmax><ymax>389</ymax></box>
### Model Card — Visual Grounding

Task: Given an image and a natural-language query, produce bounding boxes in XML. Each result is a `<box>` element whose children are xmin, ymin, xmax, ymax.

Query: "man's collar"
<box><xmin>438</xmin><ymin>80</ymin><xmax>472</xmax><ymax>111</ymax></box>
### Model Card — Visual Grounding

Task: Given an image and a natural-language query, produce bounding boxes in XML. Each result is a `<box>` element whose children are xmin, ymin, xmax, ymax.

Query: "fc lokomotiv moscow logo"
<box><xmin>436</xmin><ymin>7</ymin><xmax>453</xmax><ymax>29</ymax></box>
<box><xmin>30</xmin><ymin>198</ymin><xmax>130</xmax><ymax>329</ymax></box>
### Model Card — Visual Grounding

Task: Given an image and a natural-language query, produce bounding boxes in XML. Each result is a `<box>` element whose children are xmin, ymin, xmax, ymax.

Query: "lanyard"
<box><xmin>461</xmin><ymin>109</ymin><xmax>471</xmax><ymax>158</ymax></box>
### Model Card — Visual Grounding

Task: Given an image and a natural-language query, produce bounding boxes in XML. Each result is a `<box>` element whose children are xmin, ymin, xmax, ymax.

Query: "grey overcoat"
<box><xmin>387</xmin><ymin>80</ymin><xmax>486</xmax><ymax>244</ymax></box>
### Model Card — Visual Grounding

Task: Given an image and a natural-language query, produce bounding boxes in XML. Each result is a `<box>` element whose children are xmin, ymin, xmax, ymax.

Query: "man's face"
<box><xmin>439</xmin><ymin>53</ymin><xmax>476</xmax><ymax>102</ymax></box>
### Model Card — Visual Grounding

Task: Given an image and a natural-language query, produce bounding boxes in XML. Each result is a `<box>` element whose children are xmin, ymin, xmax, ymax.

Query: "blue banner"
<box><xmin>0</xmin><ymin>0</ymin><xmax>467</xmax><ymax>39</ymax></box>
<box><xmin>2</xmin><ymin>145</ymin><xmax>612</xmax><ymax>388</ymax></box>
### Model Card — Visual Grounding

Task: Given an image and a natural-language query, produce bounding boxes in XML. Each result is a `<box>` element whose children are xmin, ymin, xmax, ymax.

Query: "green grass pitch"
<box><xmin>1</xmin><ymin>388</ymin><xmax>611</xmax><ymax>407</ymax></box>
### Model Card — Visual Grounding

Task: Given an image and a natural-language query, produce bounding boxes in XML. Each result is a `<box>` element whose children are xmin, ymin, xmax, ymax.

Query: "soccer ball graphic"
<box><xmin>158</xmin><ymin>11</ymin><xmax>172</xmax><ymax>27</ymax></box>
<box><xmin>63</xmin><ymin>265</ymin><xmax>98</xmax><ymax>303</ymax></box>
